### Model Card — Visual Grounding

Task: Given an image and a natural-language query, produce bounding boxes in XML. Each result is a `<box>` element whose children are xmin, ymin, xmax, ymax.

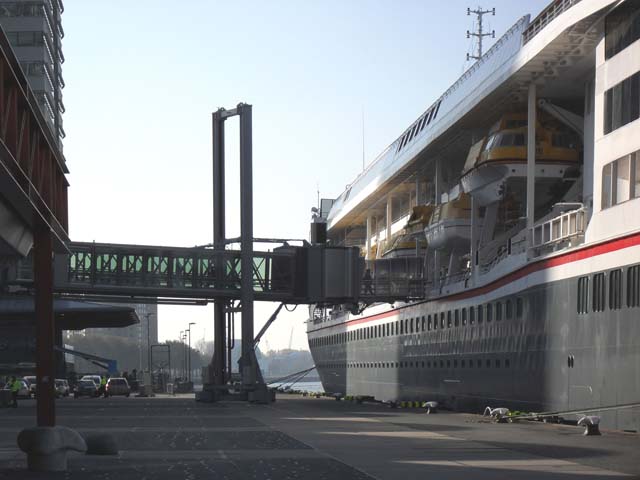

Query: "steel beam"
<box><xmin>34</xmin><ymin>221</ymin><xmax>55</xmax><ymax>426</ymax></box>
<box><xmin>238</xmin><ymin>103</ymin><xmax>258</xmax><ymax>388</ymax></box>
<box><xmin>527</xmin><ymin>83</ymin><xmax>536</xmax><ymax>234</ymax></box>
<box><xmin>212</xmin><ymin>109</ymin><xmax>226</xmax><ymax>385</ymax></box>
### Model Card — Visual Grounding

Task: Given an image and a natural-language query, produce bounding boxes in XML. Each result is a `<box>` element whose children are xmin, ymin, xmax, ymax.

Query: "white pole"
<box><xmin>527</xmin><ymin>84</ymin><xmax>537</xmax><ymax>237</ymax></box>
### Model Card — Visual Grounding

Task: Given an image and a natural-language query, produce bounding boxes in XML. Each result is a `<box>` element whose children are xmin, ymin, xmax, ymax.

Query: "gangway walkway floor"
<box><xmin>0</xmin><ymin>395</ymin><xmax>638</xmax><ymax>479</ymax></box>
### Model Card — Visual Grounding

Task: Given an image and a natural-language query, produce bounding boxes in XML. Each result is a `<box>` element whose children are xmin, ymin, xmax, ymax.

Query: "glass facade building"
<box><xmin>0</xmin><ymin>0</ymin><xmax>65</xmax><ymax>147</ymax></box>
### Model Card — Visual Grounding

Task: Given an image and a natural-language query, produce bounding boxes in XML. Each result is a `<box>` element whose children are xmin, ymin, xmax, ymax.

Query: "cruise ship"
<box><xmin>307</xmin><ymin>0</ymin><xmax>640</xmax><ymax>432</ymax></box>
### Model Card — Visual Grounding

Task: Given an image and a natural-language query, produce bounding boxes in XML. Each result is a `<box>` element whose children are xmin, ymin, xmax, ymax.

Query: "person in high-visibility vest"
<box><xmin>9</xmin><ymin>376</ymin><xmax>20</xmax><ymax>408</ymax></box>
<box><xmin>100</xmin><ymin>376</ymin><xmax>107</xmax><ymax>398</ymax></box>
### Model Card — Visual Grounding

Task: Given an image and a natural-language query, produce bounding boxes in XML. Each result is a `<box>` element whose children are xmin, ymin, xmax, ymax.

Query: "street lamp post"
<box><xmin>179</xmin><ymin>330</ymin><xmax>183</xmax><ymax>380</ymax></box>
<box><xmin>188</xmin><ymin>322</ymin><xmax>196</xmax><ymax>382</ymax></box>
<box><xmin>181</xmin><ymin>332</ymin><xmax>187</xmax><ymax>380</ymax></box>
<box><xmin>145</xmin><ymin>313</ymin><xmax>154</xmax><ymax>373</ymax></box>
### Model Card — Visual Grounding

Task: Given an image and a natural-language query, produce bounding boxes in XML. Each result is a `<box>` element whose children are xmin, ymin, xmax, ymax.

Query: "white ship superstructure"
<box><xmin>307</xmin><ymin>0</ymin><xmax>640</xmax><ymax>432</ymax></box>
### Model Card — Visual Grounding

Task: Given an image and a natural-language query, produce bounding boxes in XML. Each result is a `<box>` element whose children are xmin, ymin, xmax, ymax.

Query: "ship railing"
<box><xmin>522</xmin><ymin>0</ymin><xmax>583</xmax><ymax>44</ymax></box>
<box><xmin>478</xmin><ymin>220</ymin><xmax>528</xmax><ymax>274</ymax></box>
<box><xmin>529</xmin><ymin>207</ymin><xmax>586</xmax><ymax>252</ymax></box>
<box><xmin>362</xmin><ymin>256</ymin><xmax>426</xmax><ymax>301</ymax></box>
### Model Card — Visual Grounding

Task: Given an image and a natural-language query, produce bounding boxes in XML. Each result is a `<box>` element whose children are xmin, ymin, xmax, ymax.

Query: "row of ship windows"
<box><xmin>317</xmin><ymin>358</ymin><xmax>512</xmax><ymax>370</ymax></box>
<box><xmin>395</xmin><ymin>100</ymin><xmax>442</xmax><ymax>154</ymax></box>
<box><xmin>310</xmin><ymin>297</ymin><xmax>525</xmax><ymax>348</ymax></box>
<box><xmin>577</xmin><ymin>265</ymin><xmax>640</xmax><ymax>314</ymax></box>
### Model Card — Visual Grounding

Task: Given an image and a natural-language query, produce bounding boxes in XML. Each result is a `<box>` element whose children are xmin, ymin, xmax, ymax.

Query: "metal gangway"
<box><xmin>15</xmin><ymin>241</ymin><xmax>426</xmax><ymax>306</ymax></box>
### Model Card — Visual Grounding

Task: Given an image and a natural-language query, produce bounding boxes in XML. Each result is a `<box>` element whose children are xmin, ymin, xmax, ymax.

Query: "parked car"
<box><xmin>23</xmin><ymin>376</ymin><xmax>37</xmax><ymax>396</ymax></box>
<box><xmin>80</xmin><ymin>375</ymin><xmax>102</xmax><ymax>387</ymax></box>
<box><xmin>105</xmin><ymin>377</ymin><xmax>130</xmax><ymax>397</ymax></box>
<box><xmin>73</xmin><ymin>380</ymin><xmax>99</xmax><ymax>398</ymax></box>
<box><xmin>2</xmin><ymin>379</ymin><xmax>31</xmax><ymax>399</ymax></box>
<box><xmin>55</xmin><ymin>379</ymin><xmax>70</xmax><ymax>397</ymax></box>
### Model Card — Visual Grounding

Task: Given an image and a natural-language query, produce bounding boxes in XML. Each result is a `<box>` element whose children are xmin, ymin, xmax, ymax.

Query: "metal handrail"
<box><xmin>530</xmin><ymin>207</ymin><xmax>586</xmax><ymax>249</ymax></box>
<box><xmin>522</xmin><ymin>0</ymin><xmax>582</xmax><ymax>44</ymax></box>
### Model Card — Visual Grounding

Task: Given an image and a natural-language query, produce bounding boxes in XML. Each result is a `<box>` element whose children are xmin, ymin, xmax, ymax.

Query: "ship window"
<box><xmin>516</xmin><ymin>298</ymin><xmax>523</xmax><ymax>318</ymax></box>
<box><xmin>440</xmin><ymin>312</ymin><xmax>445</xmax><ymax>329</ymax></box>
<box><xmin>447</xmin><ymin>311</ymin><xmax>452</xmax><ymax>328</ymax></box>
<box><xmin>484</xmin><ymin>135</ymin><xmax>497</xmax><ymax>151</ymax></box>
<box><xmin>410</xmin><ymin>317</ymin><xmax>414</xmax><ymax>333</ymax></box>
<box><xmin>421</xmin><ymin>316</ymin><xmax>425</xmax><ymax>331</ymax></box>
<box><xmin>477</xmin><ymin>359</ymin><xmax>482</xmax><ymax>368</ymax></box>
<box><xmin>454</xmin><ymin>309</ymin><xmax>460</xmax><ymax>327</ymax></box>
<box><xmin>446</xmin><ymin>360</ymin><xmax>451</xmax><ymax>368</ymax></box>
<box><xmin>469</xmin><ymin>306</ymin><xmax>475</xmax><ymax>324</ymax></box>
<box><xmin>461</xmin><ymin>359</ymin><xmax>466</xmax><ymax>368</ymax></box>
<box><xmin>496</xmin><ymin>302</ymin><xmax>502</xmax><ymax>321</ymax></box>
<box><xmin>433</xmin><ymin>100</ymin><xmax>442</xmax><ymax>119</ymax></box>
<box><xmin>495</xmin><ymin>359</ymin><xmax>501</xmax><ymax>368</ymax></box>
<box><xmin>405</xmin><ymin>318</ymin><xmax>409</xmax><ymax>334</ymax></box>
<box><xmin>505</xmin><ymin>299</ymin><xmax>513</xmax><ymax>319</ymax></box>
<box><xmin>461</xmin><ymin>308</ymin><xmax>467</xmax><ymax>325</ymax></box>
<box><xmin>604</xmin><ymin>71</ymin><xmax>640</xmax><ymax>134</ymax></box>
<box><xmin>486</xmin><ymin>303</ymin><xmax>493</xmax><ymax>322</ymax></box>
<box><xmin>427</xmin><ymin>315</ymin><xmax>432</xmax><ymax>330</ymax></box>
<box><xmin>617</xmin><ymin>155</ymin><xmax>631</xmax><ymax>204</ymax></box>
<box><xmin>400</xmin><ymin>320</ymin><xmax>404</xmax><ymax>335</ymax></box>
<box><xmin>610</xmin><ymin>269</ymin><xmax>623</xmax><ymax>310</ymax></box>
<box><xmin>593</xmin><ymin>272</ymin><xmax>606</xmax><ymax>312</ymax></box>
<box><xmin>440</xmin><ymin>360</ymin><xmax>444</xmax><ymax>368</ymax></box>
<box><xmin>486</xmin><ymin>359</ymin><xmax>491</xmax><ymax>368</ymax></box>
<box><xmin>552</xmin><ymin>133</ymin><xmax>577</xmax><ymax>149</ymax></box>
<box><xmin>627</xmin><ymin>265</ymin><xmax>640</xmax><ymax>307</ymax></box>
<box><xmin>578</xmin><ymin>276</ymin><xmax>590</xmax><ymax>314</ymax></box>
<box><xmin>505</xmin><ymin>358</ymin><xmax>510</xmax><ymax>368</ymax></box>
<box><xmin>453</xmin><ymin>359</ymin><xmax>458</xmax><ymax>368</ymax></box>
<box><xmin>605</xmin><ymin>0</ymin><xmax>640</xmax><ymax>59</ymax></box>
<box><xmin>477</xmin><ymin>305</ymin><xmax>483</xmax><ymax>323</ymax></box>
<box><xmin>634</xmin><ymin>153</ymin><xmax>640</xmax><ymax>198</ymax></box>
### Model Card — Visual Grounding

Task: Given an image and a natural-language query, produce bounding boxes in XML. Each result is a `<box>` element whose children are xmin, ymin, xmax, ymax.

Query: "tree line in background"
<box><xmin>65</xmin><ymin>332</ymin><xmax>314</xmax><ymax>381</ymax></box>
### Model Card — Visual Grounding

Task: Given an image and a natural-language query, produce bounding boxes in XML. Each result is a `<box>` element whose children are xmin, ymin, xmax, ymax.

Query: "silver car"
<box><xmin>105</xmin><ymin>378</ymin><xmax>130</xmax><ymax>397</ymax></box>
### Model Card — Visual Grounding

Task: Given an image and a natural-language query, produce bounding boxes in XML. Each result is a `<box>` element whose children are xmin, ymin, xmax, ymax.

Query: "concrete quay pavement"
<box><xmin>0</xmin><ymin>393</ymin><xmax>638</xmax><ymax>479</ymax></box>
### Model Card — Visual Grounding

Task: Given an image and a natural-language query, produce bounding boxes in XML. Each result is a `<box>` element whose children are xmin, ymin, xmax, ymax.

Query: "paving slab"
<box><xmin>0</xmin><ymin>395</ymin><xmax>637</xmax><ymax>479</ymax></box>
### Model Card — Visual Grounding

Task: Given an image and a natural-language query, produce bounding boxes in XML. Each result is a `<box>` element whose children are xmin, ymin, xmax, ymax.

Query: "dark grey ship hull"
<box><xmin>309</xmin><ymin>262</ymin><xmax>640</xmax><ymax>432</ymax></box>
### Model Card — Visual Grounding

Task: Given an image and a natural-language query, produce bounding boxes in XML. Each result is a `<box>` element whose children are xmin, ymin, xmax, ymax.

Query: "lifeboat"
<box><xmin>381</xmin><ymin>205</ymin><xmax>432</xmax><ymax>258</ymax></box>
<box><xmin>460</xmin><ymin>113</ymin><xmax>581</xmax><ymax>206</ymax></box>
<box><xmin>424</xmin><ymin>193</ymin><xmax>477</xmax><ymax>250</ymax></box>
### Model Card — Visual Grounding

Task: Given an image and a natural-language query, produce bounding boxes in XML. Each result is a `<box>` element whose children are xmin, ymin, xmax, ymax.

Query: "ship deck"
<box><xmin>1</xmin><ymin>394</ymin><xmax>638</xmax><ymax>479</ymax></box>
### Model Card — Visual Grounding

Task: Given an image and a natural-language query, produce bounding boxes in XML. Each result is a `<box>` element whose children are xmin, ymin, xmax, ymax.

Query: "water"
<box><xmin>269</xmin><ymin>380</ymin><xmax>324</xmax><ymax>393</ymax></box>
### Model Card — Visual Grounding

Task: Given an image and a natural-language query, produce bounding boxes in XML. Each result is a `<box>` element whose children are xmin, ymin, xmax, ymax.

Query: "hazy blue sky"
<box><xmin>62</xmin><ymin>0</ymin><xmax>549</xmax><ymax>351</ymax></box>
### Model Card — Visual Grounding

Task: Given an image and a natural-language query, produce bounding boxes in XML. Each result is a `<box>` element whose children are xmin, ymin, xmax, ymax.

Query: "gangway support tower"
<box><xmin>211</xmin><ymin>103</ymin><xmax>264</xmax><ymax>400</ymax></box>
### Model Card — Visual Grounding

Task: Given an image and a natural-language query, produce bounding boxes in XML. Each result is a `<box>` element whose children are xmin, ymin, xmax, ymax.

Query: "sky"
<box><xmin>61</xmin><ymin>0</ymin><xmax>549</xmax><ymax>351</ymax></box>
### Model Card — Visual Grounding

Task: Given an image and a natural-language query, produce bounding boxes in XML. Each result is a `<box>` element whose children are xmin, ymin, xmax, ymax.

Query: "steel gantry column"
<box><xmin>237</xmin><ymin>103</ymin><xmax>260</xmax><ymax>388</ymax></box>
<box><xmin>527</xmin><ymin>84</ymin><xmax>537</xmax><ymax>243</ymax></box>
<box><xmin>212</xmin><ymin>108</ymin><xmax>227</xmax><ymax>385</ymax></box>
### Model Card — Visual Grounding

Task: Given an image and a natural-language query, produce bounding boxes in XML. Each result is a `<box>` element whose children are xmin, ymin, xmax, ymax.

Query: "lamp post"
<box><xmin>145</xmin><ymin>313</ymin><xmax>155</xmax><ymax>373</ymax></box>
<box><xmin>179</xmin><ymin>330</ymin><xmax>183</xmax><ymax>380</ymax></box>
<box><xmin>188</xmin><ymin>322</ymin><xmax>196</xmax><ymax>382</ymax></box>
<box><xmin>181</xmin><ymin>332</ymin><xmax>187</xmax><ymax>380</ymax></box>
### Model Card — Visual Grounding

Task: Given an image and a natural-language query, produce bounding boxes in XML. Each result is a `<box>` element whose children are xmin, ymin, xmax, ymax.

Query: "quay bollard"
<box><xmin>422</xmin><ymin>401</ymin><xmax>438</xmax><ymax>414</ymax></box>
<box><xmin>577</xmin><ymin>415</ymin><xmax>601</xmax><ymax>436</ymax></box>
